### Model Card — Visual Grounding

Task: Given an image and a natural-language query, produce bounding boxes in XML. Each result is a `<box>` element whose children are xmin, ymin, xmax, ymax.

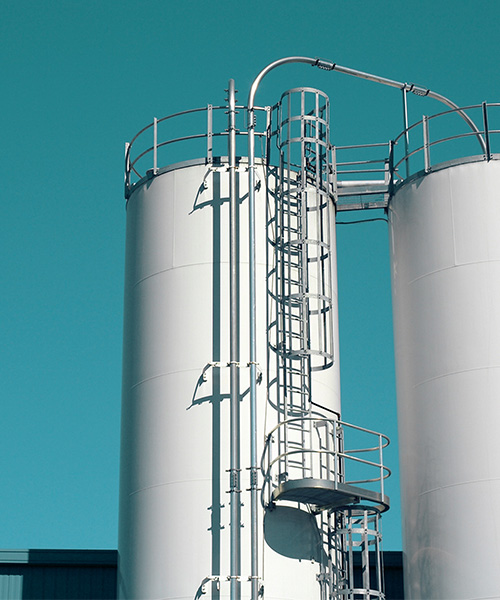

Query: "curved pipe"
<box><xmin>248</xmin><ymin>56</ymin><xmax>485</xmax><ymax>151</ymax></box>
<box><xmin>248</xmin><ymin>56</ymin><xmax>318</xmax><ymax>109</ymax></box>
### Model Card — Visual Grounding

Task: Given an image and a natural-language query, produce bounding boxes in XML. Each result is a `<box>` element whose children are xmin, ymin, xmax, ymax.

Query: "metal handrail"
<box><xmin>337</xmin><ymin>168</ymin><xmax>386</xmax><ymax>175</ymax></box>
<box><xmin>124</xmin><ymin>104</ymin><xmax>269</xmax><ymax>196</ymax></box>
<box><xmin>333</xmin><ymin>103</ymin><xmax>499</xmax><ymax>205</ymax></box>
<box><xmin>393</xmin><ymin>102</ymin><xmax>499</xmax><ymax>145</ymax></box>
<box><xmin>127</xmin><ymin>106</ymin><xmax>214</xmax><ymax>148</ymax></box>
<box><xmin>265</xmin><ymin>447</ymin><xmax>391</xmax><ymax>481</ymax></box>
<box><xmin>338</xmin><ymin>158</ymin><xmax>389</xmax><ymax>166</ymax></box>
<box><xmin>336</xmin><ymin>142</ymin><xmax>391</xmax><ymax>150</ymax></box>
<box><xmin>333</xmin><ymin>142</ymin><xmax>392</xmax><ymax>189</ymax></box>
<box><xmin>392</xmin><ymin>102</ymin><xmax>500</xmax><ymax>176</ymax></box>
<box><xmin>263</xmin><ymin>415</ymin><xmax>390</xmax><ymax>443</ymax></box>
<box><xmin>261</xmin><ymin>416</ymin><xmax>390</xmax><ymax>508</ymax></box>
<box><xmin>393</xmin><ymin>130</ymin><xmax>500</xmax><ymax>173</ymax></box>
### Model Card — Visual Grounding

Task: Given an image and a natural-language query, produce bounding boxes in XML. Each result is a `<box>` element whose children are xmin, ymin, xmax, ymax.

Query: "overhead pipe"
<box><xmin>248</xmin><ymin>57</ymin><xmax>486</xmax><ymax>152</ymax></box>
<box><xmin>314</xmin><ymin>57</ymin><xmax>486</xmax><ymax>153</ymax></box>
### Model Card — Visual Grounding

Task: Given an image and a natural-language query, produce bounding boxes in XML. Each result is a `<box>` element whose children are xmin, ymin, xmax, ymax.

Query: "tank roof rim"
<box><xmin>390</xmin><ymin>153</ymin><xmax>500</xmax><ymax>201</ymax></box>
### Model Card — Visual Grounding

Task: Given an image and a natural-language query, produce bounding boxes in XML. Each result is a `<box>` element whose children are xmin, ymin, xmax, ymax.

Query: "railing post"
<box><xmin>387</xmin><ymin>140</ymin><xmax>395</xmax><ymax>201</ymax></box>
<box><xmin>268</xmin><ymin>439</ymin><xmax>271</xmax><ymax>506</ymax></box>
<box><xmin>331</xmin><ymin>145</ymin><xmax>338</xmax><ymax>198</ymax></box>
<box><xmin>265</xmin><ymin>105</ymin><xmax>272</xmax><ymax>134</ymax></box>
<box><xmin>402</xmin><ymin>87</ymin><xmax>410</xmax><ymax>178</ymax></box>
<box><xmin>379</xmin><ymin>434</ymin><xmax>384</xmax><ymax>498</ymax></box>
<box><xmin>207</xmin><ymin>104</ymin><xmax>213</xmax><ymax>164</ymax></box>
<box><xmin>423</xmin><ymin>115</ymin><xmax>431</xmax><ymax>172</ymax></box>
<box><xmin>124</xmin><ymin>142</ymin><xmax>130</xmax><ymax>197</ymax></box>
<box><xmin>482</xmin><ymin>102</ymin><xmax>491</xmax><ymax>161</ymax></box>
<box><xmin>153</xmin><ymin>117</ymin><xmax>158</xmax><ymax>174</ymax></box>
<box><xmin>326</xmin><ymin>420</ymin><xmax>331</xmax><ymax>481</ymax></box>
<box><xmin>333</xmin><ymin>420</ymin><xmax>338</xmax><ymax>487</ymax></box>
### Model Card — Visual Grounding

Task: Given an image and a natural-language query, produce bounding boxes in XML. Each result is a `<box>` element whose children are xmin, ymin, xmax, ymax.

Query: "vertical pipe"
<box><xmin>227</xmin><ymin>79</ymin><xmax>241</xmax><ymax>600</ymax></box>
<box><xmin>212</xmin><ymin>171</ymin><xmax>223</xmax><ymax>600</ymax></box>
<box><xmin>153</xmin><ymin>117</ymin><xmax>158</xmax><ymax>174</ymax></box>
<box><xmin>247</xmin><ymin>95</ymin><xmax>259</xmax><ymax>600</ymax></box>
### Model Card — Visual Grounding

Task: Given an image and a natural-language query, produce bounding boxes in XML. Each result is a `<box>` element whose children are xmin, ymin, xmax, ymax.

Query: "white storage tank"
<box><xmin>118</xmin><ymin>148</ymin><xmax>342</xmax><ymax>599</ymax></box>
<box><xmin>389</xmin><ymin>158</ymin><xmax>500</xmax><ymax>599</ymax></box>
<box><xmin>118</xmin><ymin>81</ymin><xmax>394</xmax><ymax>600</ymax></box>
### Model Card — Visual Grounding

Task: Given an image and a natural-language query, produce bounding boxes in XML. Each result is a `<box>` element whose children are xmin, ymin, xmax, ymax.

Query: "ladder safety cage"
<box><xmin>266</xmin><ymin>88</ymin><xmax>336</xmax><ymax>502</ymax></box>
<box><xmin>315</xmin><ymin>507</ymin><xmax>386</xmax><ymax>600</ymax></box>
<box><xmin>333</xmin><ymin>507</ymin><xmax>386</xmax><ymax>600</ymax></box>
<box><xmin>273</xmin><ymin>87</ymin><xmax>335</xmax><ymax>373</ymax></box>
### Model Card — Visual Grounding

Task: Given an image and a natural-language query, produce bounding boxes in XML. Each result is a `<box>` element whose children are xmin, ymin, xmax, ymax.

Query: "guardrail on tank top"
<box><xmin>332</xmin><ymin>103</ymin><xmax>500</xmax><ymax>208</ymax></box>
<box><xmin>124</xmin><ymin>104</ymin><xmax>270</xmax><ymax>198</ymax></box>
<box><xmin>390</xmin><ymin>102</ymin><xmax>500</xmax><ymax>181</ymax></box>
<box><xmin>124</xmin><ymin>102</ymin><xmax>500</xmax><ymax>204</ymax></box>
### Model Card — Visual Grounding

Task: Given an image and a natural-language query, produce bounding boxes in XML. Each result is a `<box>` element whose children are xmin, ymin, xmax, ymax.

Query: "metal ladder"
<box><xmin>269</xmin><ymin>87</ymin><xmax>335</xmax><ymax>482</ymax></box>
<box><xmin>274</xmin><ymin>168</ymin><xmax>313</xmax><ymax>480</ymax></box>
<box><xmin>266</xmin><ymin>87</ymin><xmax>387</xmax><ymax>600</ymax></box>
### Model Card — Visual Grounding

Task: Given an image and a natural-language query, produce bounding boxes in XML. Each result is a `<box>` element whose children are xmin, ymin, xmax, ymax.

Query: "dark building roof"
<box><xmin>0</xmin><ymin>550</ymin><xmax>117</xmax><ymax>600</ymax></box>
<box><xmin>0</xmin><ymin>549</ymin><xmax>404</xmax><ymax>600</ymax></box>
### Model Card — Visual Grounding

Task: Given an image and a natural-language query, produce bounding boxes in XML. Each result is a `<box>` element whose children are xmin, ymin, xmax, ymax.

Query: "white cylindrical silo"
<box><xmin>118</xmin><ymin>153</ymin><xmax>341</xmax><ymax>600</ymax></box>
<box><xmin>389</xmin><ymin>158</ymin><xmax>500</xmax><ymax>599</ymax></box>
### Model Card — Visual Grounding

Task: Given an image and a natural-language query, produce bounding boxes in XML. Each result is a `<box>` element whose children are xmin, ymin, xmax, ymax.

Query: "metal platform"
<box><xmin>271</xmin><ymin>478</ymin><xmax>390</xmax><ymax>512</ymax></box>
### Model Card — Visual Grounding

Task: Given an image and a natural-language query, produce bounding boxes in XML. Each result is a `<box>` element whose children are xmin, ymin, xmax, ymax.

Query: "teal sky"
<box><xmin>2</xmin><ymin>0</ymin><xmax>500</xmax><ymax>552</ymax></box>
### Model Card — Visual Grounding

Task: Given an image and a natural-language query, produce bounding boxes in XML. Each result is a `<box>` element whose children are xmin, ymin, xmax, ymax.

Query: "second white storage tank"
<box><xmin>389</xmin><ymin>158</ymin><xmax>500</xmax><ymax>600</ymax></box>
